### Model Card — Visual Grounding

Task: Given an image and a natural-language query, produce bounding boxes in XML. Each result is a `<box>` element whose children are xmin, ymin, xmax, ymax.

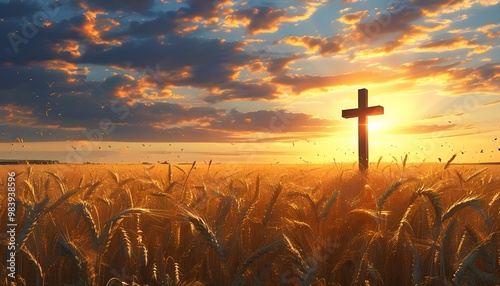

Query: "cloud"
<box><xmin>276</xmin><ymin>36</ymin><xmax>345</xmax><ymax>56</ymax></box>
<box><xmin>399</xmin><ymin>58</ymin><xmax>462</xmax><ymax>80</ymax></box>
<box><xmin>224</xmin><ymin>2</ymin><xmax>323</xmax><ymax>35</ymax></box>
<box><xmin>204</xmin><ymin>81</ymin><xmax>279</xmax><ymax>103</ymax></box>
<box><xmin>0</xmin><ymin>1</ymin><xmax>41</xmax><ymax>19</ymax></box>
<box><xmin>446</xmin><ymin>62</ymin><xmax>500</xmax><ymax>94</ymax></box>
<box><xmin>209</xmin><ymin>109</ymin><xmax>337</xmax><ymax>133</ymax></box>
<box><xmin>418</xmin><ymin>36</ymin><xmax>492</xmax><ymax>55</ymax></box>
<box><xmin>75</xmin><ymin>0</ymin><xmax>155</xmax><ymax>12</ymax></box>
<box><xmin>272</xmin><ymin>70</ymin><xmax>394</xmax><ymax>94</ymax></box>
<box><xmin>481</xmin><ymin>99</ymin><xmax>500</xmax><ymax>107</ymax></box>
<box><xmin>79</xmin><ymin>37</ymin><xmax>255</xmax><ymax>90</ymax></box>
<box><xmin>420</xmin><ymin>112</ymin><xmax>466</xmax><ymax>121</ymax></box>
<box><xmin>382</xmin><ymin>124</ymin><xmax>463</xmax><ymax>135</ymax></box>
<box><xmin>337</xmin><ymin>10</ymin><xmax>368</xmax><ymax>24</ymax></box>
<box><xmin>118</xmin><ymin>0</ymin><xmax>232</xmax><ymax>37</ymax></box>
<box><xmin>266</xmin><ymin>54</ymin><xmax>304</xmax><ymax>74</ymax></box>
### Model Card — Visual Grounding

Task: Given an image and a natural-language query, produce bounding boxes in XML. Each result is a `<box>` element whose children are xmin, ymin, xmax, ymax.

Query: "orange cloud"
<box><xmin>71</xmin><ymin>10</ymin><xmax>121</xmax><ymax>45</ymax></box>
<box><xmin>337</xmin><ymin>10</ymin><xmax>368</xmax><ymax>24</ymax></box>
<box><xmin>418</xmin><ymin>36</ymin><xmax>492</xmax><ymax>55</ymax></box>
<box><xmin>223</xmin><ymin>2</ymin><xmax>324</xmax><ymax>35</ymax></box>
<box><xmin>481</xmin><ymin>99</ymin><xmax>500</xmax><ymax>107</ymax></box>
<box><xmin>382</xmin><ymin>124</ymin><xmax>465</xmax><ymax>135</ymax></box>
<box><xmin>277</xmin><ymin>36</ymin><xmax>345</xmax><ymax>56</ymax></box>
<box><xmin>273</xmin><ymin>70</ymin><xmax>394</xmax><ymax>94</ymax></box>
<box><xmin>51</xmin><ymin>40</ymin><xmax>81</xmax><ymax>57</ymax></box>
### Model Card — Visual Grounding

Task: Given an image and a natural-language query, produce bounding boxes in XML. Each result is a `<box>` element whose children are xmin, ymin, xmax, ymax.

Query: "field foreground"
<box><xmin>1</xmin><ymin>163</ymin><xmax>500</xmax><ymax>285</ymax></box>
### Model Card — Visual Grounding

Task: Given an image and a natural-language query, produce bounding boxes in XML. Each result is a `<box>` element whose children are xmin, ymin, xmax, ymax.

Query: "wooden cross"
<box><xmin>342</xmin><ymin>88</ymin><xmax>384</xmax><ymax>172</ymax></box>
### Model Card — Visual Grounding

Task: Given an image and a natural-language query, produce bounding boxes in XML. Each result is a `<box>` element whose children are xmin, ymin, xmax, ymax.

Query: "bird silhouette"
<box><xmin>45</xmin><ymin>81</ymin><xmax>54</xmax><ymax>88</ymax></box>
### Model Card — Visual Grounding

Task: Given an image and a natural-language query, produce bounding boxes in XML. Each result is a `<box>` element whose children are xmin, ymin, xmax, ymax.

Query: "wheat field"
<box><xmin>1</xmin><ymin>161</ymin><xmax>499</xmax><ymax>286</ymax></box>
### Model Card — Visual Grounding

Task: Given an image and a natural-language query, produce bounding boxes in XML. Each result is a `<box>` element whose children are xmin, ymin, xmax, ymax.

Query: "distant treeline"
<box><xmin>0</xmin><ymin>160</ymin><xmax>60</xmax><ymax>165</ymax></box>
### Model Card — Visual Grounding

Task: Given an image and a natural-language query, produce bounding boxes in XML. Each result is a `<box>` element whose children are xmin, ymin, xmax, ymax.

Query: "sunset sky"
<box><xmin>0</xmin><ymin>0</ymin><xmax>499</xmax><ymax>164</ymax></box>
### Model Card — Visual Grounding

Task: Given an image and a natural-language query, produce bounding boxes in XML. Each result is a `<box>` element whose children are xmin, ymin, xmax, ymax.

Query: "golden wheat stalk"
<box><xmin>58</xmin><ymin>232</ymin><xmax>94</xmax><ymax>285</ymax></box>
<box><xmin>262</xmin><ymin>184</ymin><xmax>283</xmax><ymax>227</ymax></box>
<box><xmin>44</xmin><ymin>171</ymin><xmax>68</xmax><ymax>195</ymax></box>
<box><xmin>444</xmin><ymin>154</ymin><xmax>457</xmax><ymax>170</ymax></box>
<box><xmin>377</xmin><ymin>180</ymin><xmax>405</xmax><ymax>212</ymax></box>
<box><xmin>231</xmin><ymin>239</ymin><xmax>284</xmax><ymax>286</ymax></box>
<box><xmin>442</xmin><ymin>196</ymin><xmax>482</xmax><ymax>222</ymax></box>
<box><xmin>178</xmin><ymin>205</ymin><xmax>225</xmax><ymax>261</ymax></box>
<box><xmin>179</xmin><ymin>161</ymin><xmax>196</xmax><ymax>201</ymax></box>
<box><xmin>319</xmin><ymin>189</ymin><xmax>340</xmax><ymax>221</ymax></box>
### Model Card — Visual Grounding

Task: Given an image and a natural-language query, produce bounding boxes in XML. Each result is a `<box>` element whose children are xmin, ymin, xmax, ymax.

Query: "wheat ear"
<box><xmin>262</xmin><ymin>184</ymin><xmax>283</xmax><ymax>227</ymax></box>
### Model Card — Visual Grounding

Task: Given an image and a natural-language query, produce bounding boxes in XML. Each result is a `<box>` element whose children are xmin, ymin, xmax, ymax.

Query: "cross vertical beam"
<box><xmin>358</xmin><ymin>89</ymin><xmax>368</xmax><ymax>172</ymax></box>
<box><xmin>342</xmin><ymin>88</ymin><xmax>384</xmax><ymax>173</ymax></box>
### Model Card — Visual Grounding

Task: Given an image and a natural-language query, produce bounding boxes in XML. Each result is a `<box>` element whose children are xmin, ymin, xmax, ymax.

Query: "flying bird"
<box><xmin>45</xmin><ymin>108</ymin><xmax>52</xmax><ymax>116</ymax></box>
<box><xmin>16</xmin><ymin>137</ymin><xmax>24</xmax><ymax>143</ymax></box>
<box><xmin>438</xmin><ymin>158</ymin><xmax>442</xmax><ymax>162</ymax></box>
<box><xmin>45</xmin><ymin>81</ymin><xmax>54</xmax><ymax>88</ymax></box>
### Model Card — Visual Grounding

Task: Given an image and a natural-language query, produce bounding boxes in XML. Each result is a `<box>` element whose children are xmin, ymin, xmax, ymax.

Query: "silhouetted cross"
<box><xmin>342</xmin><ymin>88</ymin><xmax>384</xmax><ymax>172</ymax></box>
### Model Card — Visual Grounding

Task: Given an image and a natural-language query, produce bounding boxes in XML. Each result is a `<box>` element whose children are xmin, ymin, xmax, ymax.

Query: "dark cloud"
<box><xmin>118</xmin><ymin>0</ymin><xmax>229</xmax><ymax>37</ymax></box>
<box><xmin>266</xmin><ymin>54</ymin><xmax>304</xmax><ymax>74</ymax></box>
<box><xmin>79</xmin><ymin>37</ymin><xmax>253</xmax><ymax>87</ymax></box>
<box><xmin>277</xmin><ymin>36</ymin><xmax>345</xmax><ymax>56</ymax></box>
<box><xmin>209</xmin><ymin>109</ymin><xmax>337</xmax><ymax>134</ymax></box>
<box><xmin>0</xmin><ymin>1</ymin><xmax>40</xmax><ymax>19</ymax></box>
<box><xmin>273</xmin><ymin>71</ymin><xmax>394</xmax><ymax>94</ymax></box>
<box><xmin>76</xmin><ymin>0</ymin><xmax>155</xmax><ymax>12</ymax></box>
<box><xmin>204</xmin><ymin>81</ymin><xmax>279</xmax><ymax>103</ymax></box>
<box><xmin>231</xmin><ymin>6</ymin><xmax>286</xmax><ymax>35</ymax></box>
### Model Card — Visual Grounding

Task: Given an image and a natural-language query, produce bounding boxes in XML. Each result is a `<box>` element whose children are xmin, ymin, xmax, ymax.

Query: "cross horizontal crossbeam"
<box><xmin>342</xmin><ymin>106</ymin><xmax>384</xmax><ymax>119</ymax></box>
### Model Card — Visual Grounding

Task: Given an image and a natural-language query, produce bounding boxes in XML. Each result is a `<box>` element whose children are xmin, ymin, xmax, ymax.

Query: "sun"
<box><xmin>368</xmin><ymin>118</ymin><xmax>385</xmax><ymax>133</ymax></box>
